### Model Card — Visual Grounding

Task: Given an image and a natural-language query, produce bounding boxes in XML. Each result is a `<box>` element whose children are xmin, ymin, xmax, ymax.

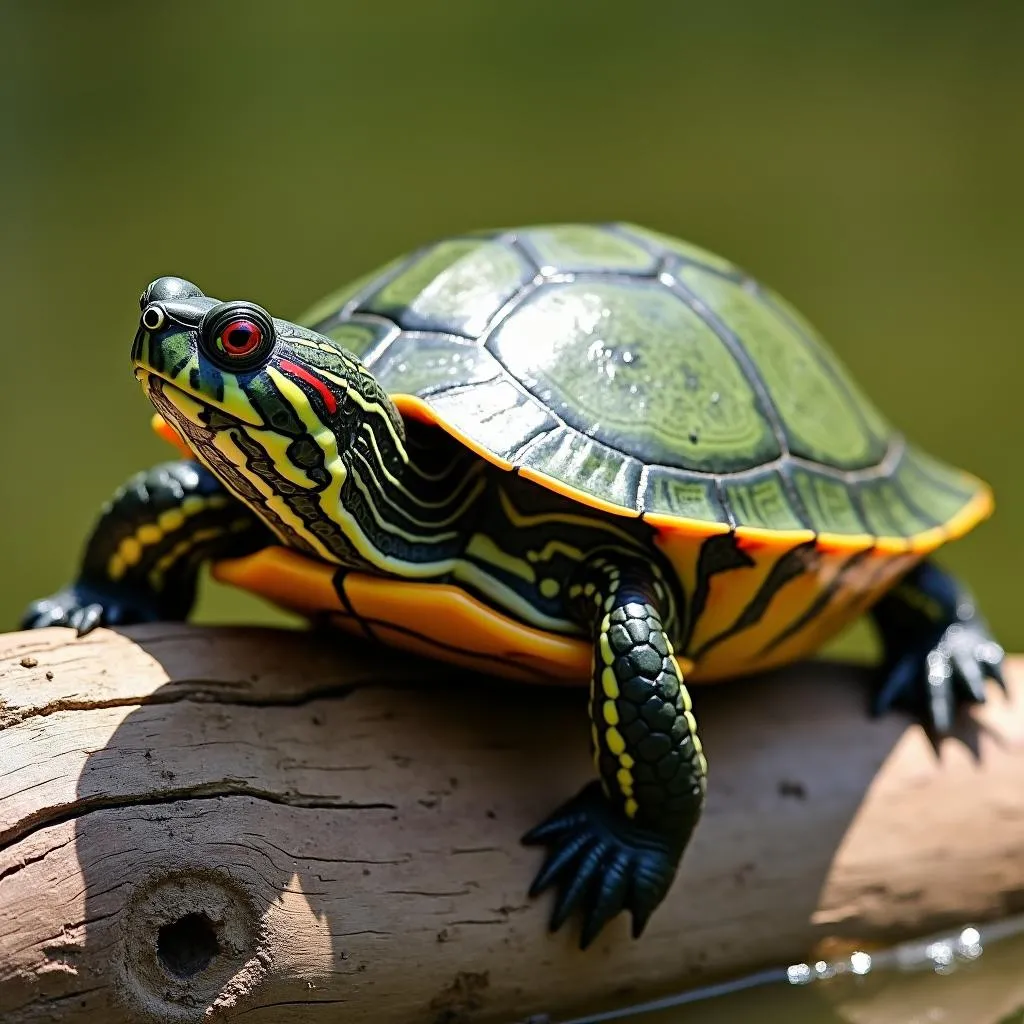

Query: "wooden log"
<box><xmin>0</xmin><ymin>625</ymin><xmax>1020</xmax><ymax>1024</ymax></box>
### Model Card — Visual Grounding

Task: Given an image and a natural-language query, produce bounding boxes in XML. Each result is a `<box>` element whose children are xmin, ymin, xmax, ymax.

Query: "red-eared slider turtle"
<box><xmin>23</xmin><ymin>223</ymin><xmax>1004</xmax><ymax>948</ymax></box>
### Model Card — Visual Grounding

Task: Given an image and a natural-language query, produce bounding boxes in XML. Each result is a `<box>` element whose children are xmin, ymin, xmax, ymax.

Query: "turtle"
<box><xmin>22</xmin><ymin>223</ymin><xmax>1004</xmax><ymax>949</ymax></box>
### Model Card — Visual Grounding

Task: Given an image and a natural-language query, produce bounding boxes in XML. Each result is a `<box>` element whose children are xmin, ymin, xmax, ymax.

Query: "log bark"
<box><xmin>0</xmin><ymin>625</ymin><xmax>1020</xmax><ymax>1024</ymax></box>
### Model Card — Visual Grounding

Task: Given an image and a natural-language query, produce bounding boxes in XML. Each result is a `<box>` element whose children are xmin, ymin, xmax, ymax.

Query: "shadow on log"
<box><xmin>0</xmin><ymin>625</ymin><xmax>1020</xmax><ymax>1023</ymax></box>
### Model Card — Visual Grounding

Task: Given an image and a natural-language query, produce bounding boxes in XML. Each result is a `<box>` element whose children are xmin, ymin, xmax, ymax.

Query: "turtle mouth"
<box><xmin>136</xmin><ymin>367</ymin><xmax>264</xmax><ymax>429</ymax></box>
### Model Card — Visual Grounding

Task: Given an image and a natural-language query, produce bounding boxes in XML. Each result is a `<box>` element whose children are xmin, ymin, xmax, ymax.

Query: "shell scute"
<box><xmin>487</xmin><ymin>279</ymin><xmax>780</xmax><ymax>474</ymax></box>
<box><xmin>721</xmin><ymin>471</ymin><xmax>806</xmax><ymax>533</ymax></box>
<box><xmin>515</xmin><ymin>224</ymin><xmax>658</xmax><ymax>276</ymax></box>
<box><xmin>359</xmin><ymin>238</ymin><xmax>532</xmax><ymax>338</ymax></box>
<box><xmin>641</xmin><ymin>468</ymin><xmax>727</xmax><ymax>523</ymax></box>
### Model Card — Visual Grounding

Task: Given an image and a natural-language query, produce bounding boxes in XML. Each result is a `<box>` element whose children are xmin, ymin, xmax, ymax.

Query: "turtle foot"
<box><xmin>872</xmin><ymin>563</ymin><xmax>1005</xmax><ymax>737</ymax></box>
<box><xmin>20</xmin><ymin>581</ymin><xmax>164</xmax><ymax>636</ymax></box>
<box><xmin>874</xmin><ymin>619</ymin><xmax>1005</xmax><ymax>736</ymax></box>
<box><xmin>523</xmin><ymin>781</ymin><xmax>682</xmax><ymax>949</ymax></box>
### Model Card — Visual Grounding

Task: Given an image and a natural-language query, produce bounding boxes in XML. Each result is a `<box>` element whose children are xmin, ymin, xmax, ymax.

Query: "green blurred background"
<box><xmin>2</xmin><ymin>1</ymin><xmax>1021</xmax><ymax>644</ymax></box>
<box><xmin>1</xmin><ymin>0</ymin><xmax>1022</xmax><ymax>1019</ymax></box>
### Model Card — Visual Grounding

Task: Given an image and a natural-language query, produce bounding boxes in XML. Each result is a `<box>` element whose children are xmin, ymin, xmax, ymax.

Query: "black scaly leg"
<box><xmin>523</xmin><ymin>556</ymin><xmax>705</xmax><ymax>948</ymax></box>
<box><xmin>21</xmin><ymin>461</ymin><xmax>271</xmax><ymax>635</ymax></box>
<box><xmin>870</xmin><ymin>560</ymin><xmax>1005</xmax><ymax>735</ymax></box>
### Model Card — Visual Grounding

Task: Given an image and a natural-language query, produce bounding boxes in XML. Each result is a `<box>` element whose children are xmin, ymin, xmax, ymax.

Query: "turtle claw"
<box><xmin>874</xmin><ymin>618</ymin><xmax>1006</xmax><ymax>737</ymax></box>
<box><xmin>871</xmin><ymin>562</ymin><xmax>1006</xmax><ymax>737</ymax></box>
<box><xmin>20</xmin><ymin>582</ymin><xmax>163</xmax><ymax>636</ymax></box>
<box><xmin>523</xmin><ymin>781</ymin><xmax>681</xmax><ymax>949</ymax></box>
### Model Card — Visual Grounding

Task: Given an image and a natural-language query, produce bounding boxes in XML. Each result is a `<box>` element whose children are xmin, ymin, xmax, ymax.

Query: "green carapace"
<box><xmin>23</xmin><ymin>223</ymin><xmax>1004</xmax><ymax>948</ymax></box>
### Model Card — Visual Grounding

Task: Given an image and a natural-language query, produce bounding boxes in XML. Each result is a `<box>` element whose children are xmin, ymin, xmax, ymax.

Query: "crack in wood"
<box><xmin>0</xmin><ymin>834</ymin><xmax>75</xmax><ymax>884</ymax></box>
<box><xmin>0</xmin><ymin>681</ymin><xmax>367</xmax><ymax>732</ymax></box>
<box><xmin>0</xmin><ymin>789</ymin><xmax>397</xmax><ymax>860</ymax></box>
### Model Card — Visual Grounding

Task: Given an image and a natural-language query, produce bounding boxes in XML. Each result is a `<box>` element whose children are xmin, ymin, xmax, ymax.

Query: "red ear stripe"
<box><xmin>278</xmin><ymin>359</ymin><xmax>339</xmax><ymax>415</ymax></box>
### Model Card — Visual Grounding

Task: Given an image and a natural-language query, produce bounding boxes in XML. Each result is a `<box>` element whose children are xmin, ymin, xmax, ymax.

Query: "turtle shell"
<box><xmin>301</xmin><ymin>223</ymin><xmax>990</xmax><ymax>552</ymax></box>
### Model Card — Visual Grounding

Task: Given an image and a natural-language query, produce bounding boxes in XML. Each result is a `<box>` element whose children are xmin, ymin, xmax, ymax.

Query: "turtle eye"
<box><xmin>200</xmin><ymin>302</ymin><xmax>276</xmax><ymax>371</ymax></box>
<box><xmin>141</xmin><ymin>304</ymin><xmax>166</xmax><ymax>331</ymax></box>
<box><xmin>217</xmin><ymin>319</ymin><xmax>263</xmax><ymax>358</ymax></box>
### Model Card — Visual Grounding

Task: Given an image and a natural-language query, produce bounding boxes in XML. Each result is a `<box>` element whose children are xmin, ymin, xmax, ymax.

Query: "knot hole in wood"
<box><xmin>116</xmin><ymin>867</ymin><xmax>268</xmax><ymax>1021</ymax></box>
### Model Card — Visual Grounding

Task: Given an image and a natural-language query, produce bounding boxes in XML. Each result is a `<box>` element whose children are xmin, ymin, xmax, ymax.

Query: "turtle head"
<box><xmin>132</xmin><ymin>277</ymin><xmax>404</xmax><ymax>544</ymax></box>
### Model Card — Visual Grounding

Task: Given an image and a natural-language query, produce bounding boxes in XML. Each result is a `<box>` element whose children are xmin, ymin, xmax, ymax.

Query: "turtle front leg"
<box><xmin>523</xmin><ymin>559</ymin><xmax>705</xmax><ymax>948</ymax></box>
<box><xmin>870</xmin><ymin>560</ymin><xmax>1005</xmax><ymax>735</ymax></box>
<box><xmin>21</xmin><ymin>460</ymin><xmax>271</xmax><ymax>634</ymax></box>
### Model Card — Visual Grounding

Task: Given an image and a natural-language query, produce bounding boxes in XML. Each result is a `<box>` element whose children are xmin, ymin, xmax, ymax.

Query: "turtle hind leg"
<box><xmin>522</xmin><ymin>560</ymin><xmax>705</xmax><ymax>948</ymax></box>
<box><xmin>870</xmin><ymin>560</ymin><xmax>1005</xmax><ymax>736</ymax></box>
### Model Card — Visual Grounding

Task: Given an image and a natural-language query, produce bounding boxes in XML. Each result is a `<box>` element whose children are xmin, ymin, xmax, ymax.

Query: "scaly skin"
<box><xmin>22</xmin><ymin>461</ymin><xmax>270</xmax><ymax>633</ymax></box>
<box><xmin>524</xmin><ymin>558</ymin><xmax>705</xmax><ymax>948</ymax></box>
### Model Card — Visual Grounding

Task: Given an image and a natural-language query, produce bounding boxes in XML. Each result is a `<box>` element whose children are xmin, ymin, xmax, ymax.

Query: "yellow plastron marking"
<box><xmin>211</xmin><ymin>546</ymin><xmax>592</xmax><ymax>685</ymax></box>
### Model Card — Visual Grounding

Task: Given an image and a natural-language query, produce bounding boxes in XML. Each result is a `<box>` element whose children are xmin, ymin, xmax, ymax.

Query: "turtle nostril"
<box><xmin>141</xmin><ymin>305</ymin><xmax>166</xmax><ymax>331</ymax></box>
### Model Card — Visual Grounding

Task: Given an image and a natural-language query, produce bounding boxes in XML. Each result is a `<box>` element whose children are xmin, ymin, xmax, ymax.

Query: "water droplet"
<box><xmin>957</xmin><ymin>927</ymin><xmax>983</xmax><ymax>960</ymax></box>
<box><xmin>926</xmin><ymin>940</ymin><xmax>955</xmax><ymax>972</ymax></box>
<box><xmin>710</xmin><ymin>391</ymin><xmax>721</xmax><ymax>404</ymax></box>
<box><xmin>849</xmin><ymin>951</ymin><xmax>872</xmax><ymax>975</ymax></box>
<box><xmin>622</xmin><ymin>350</ymin><xmax>634</xmax><ymax>363</ymax></box>
<box><xmin>787</xmin><ymin>963</ymin><xmax>812</xmax><ymax>986</ymax></box>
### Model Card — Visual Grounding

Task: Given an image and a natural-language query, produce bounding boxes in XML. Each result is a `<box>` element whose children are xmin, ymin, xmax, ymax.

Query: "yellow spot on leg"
<box><xmin>683</xmin><ymin>710</ymin><xmax>699</xmax><ymax>739</ymax></box>
<box><xmin>137</xmin><ymin>524</ymin><xmax>163</xmax><ymax>545</ymax></box>
<box><xmin>601</xmin><ymin>667</ymin><xmax>619</xmax><ymax>699</ymax></box>
<box><xmin>616</xmin><ymin>767</ymin><xmax>634</xmax><ymax>794</ymax></box>
<box><xmin>120</xmin><ymin>538</ymin><xmax>142</xmax><ymax>567</ymax></box>
<box><xmin>624</xmin><ymin>797</ymin><xmax>639</xmax><ymax>818</ymax></box>
<box><xmin>602</xmin><ymin>700</ymin><xmax>619</xmax><ymax>725</ymax></box>
<box><xmin>158</xmin><ymin>509</ymin><xmax>184</xmax><ymax>532</ymax></box>
<box><xmin>605</xmin><ymin>727</ymin><xmax>626</xmax><ymax>756</ymax></box>
<box><xmin>670</xmin><ymin>655</ymin><xmax>692</xmax><ymax>711</ymax></box>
